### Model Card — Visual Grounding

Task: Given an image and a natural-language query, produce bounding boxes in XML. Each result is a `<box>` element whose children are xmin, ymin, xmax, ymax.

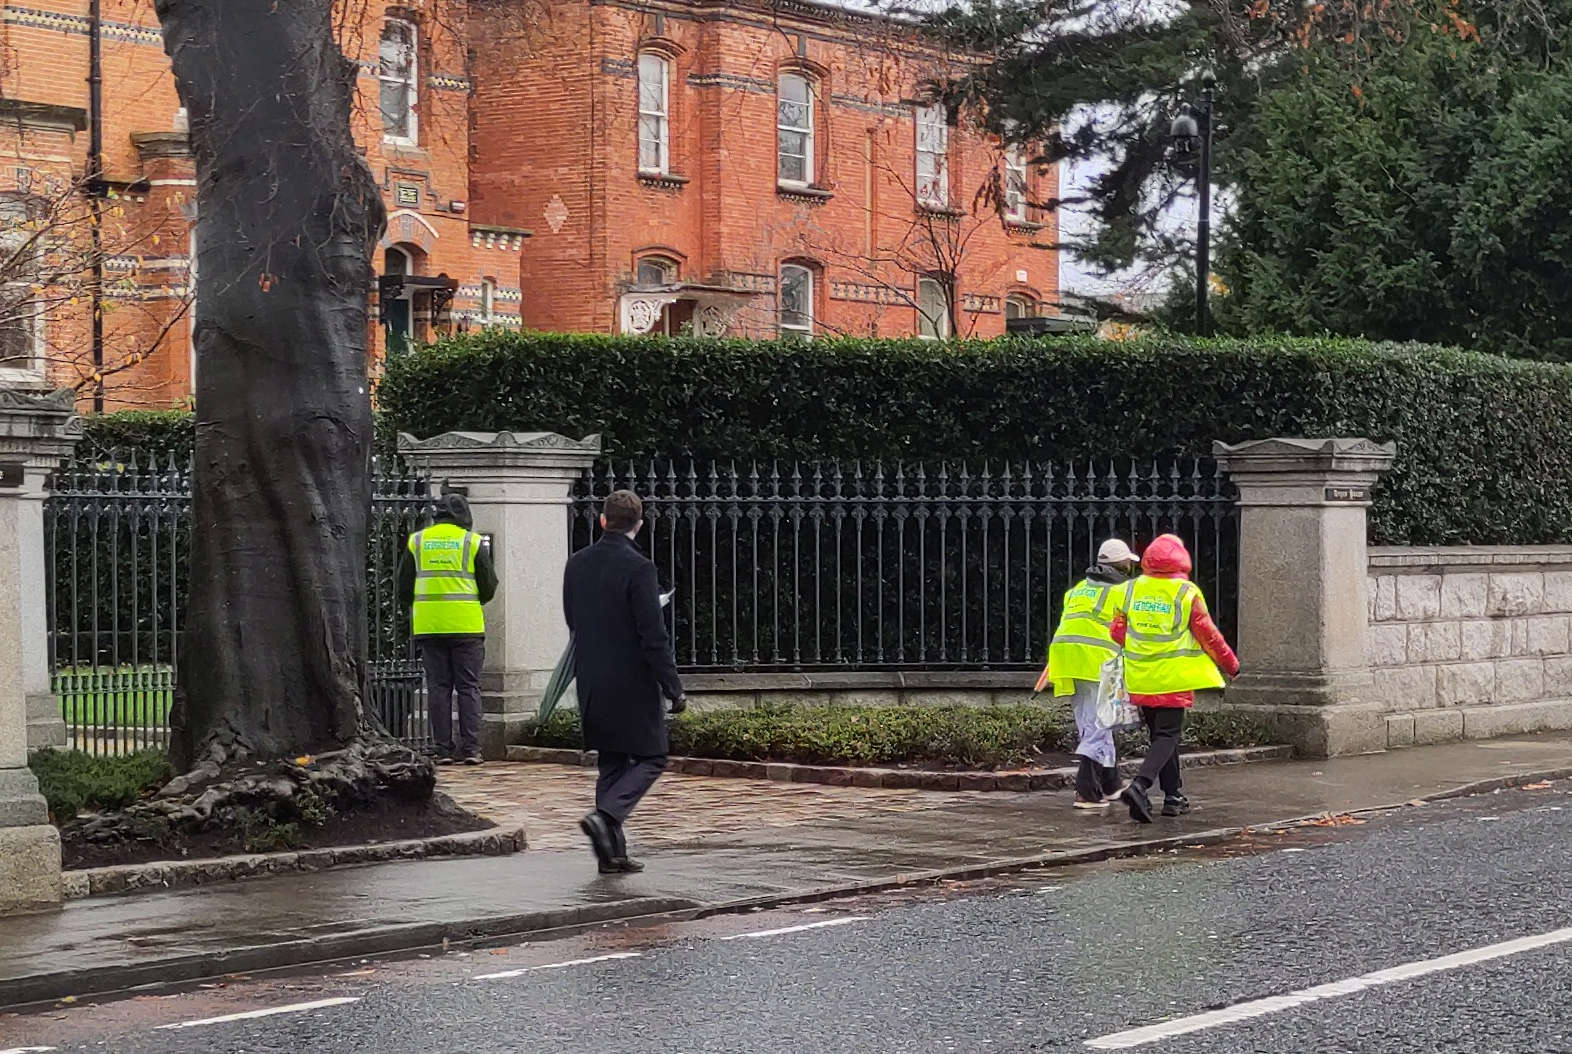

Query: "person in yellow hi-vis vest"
<box><xmin>1110</xmin><ymin>534</ymin><xmax>1239</xmax><ymax>824</ymax></box>
<box><xmin>1036</xmin><ymin>539</ymin><xmax>1141</xmax><ymax>808</ymax></box>
<box><xmin>398</xmin><ymin>494</ymin><xmax>498</xmax><ymax>765</ymax></box>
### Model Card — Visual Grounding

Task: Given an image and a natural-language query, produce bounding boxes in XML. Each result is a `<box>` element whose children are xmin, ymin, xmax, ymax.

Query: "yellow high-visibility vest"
<box><xmin>1047</xmin><ymin>579</ymin><xmax>1126</xmax><ymax>685</ymax></box>
<box><xmin>409</xmin><ymin>523</ymin><xmax>485</xmax><ymax>636</ymax></box>
<box><xmin>1120</xmin><ymin>576</ymin><xmax>1224</xmax><ymax>694</ymax></box>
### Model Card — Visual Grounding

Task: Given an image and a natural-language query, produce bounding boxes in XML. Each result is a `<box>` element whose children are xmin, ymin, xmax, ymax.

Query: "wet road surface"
<box><xmin>4</xmin><ymin>782</ymin><xmax>1569</xmax><ymax>1053</ymax></box>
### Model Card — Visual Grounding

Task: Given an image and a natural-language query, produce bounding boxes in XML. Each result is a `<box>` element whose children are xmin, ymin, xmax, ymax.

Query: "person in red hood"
<box><xmin>1109</xmin><ymin>534</ymin><xmax>1239</xmax><ymax>824</ymax></box>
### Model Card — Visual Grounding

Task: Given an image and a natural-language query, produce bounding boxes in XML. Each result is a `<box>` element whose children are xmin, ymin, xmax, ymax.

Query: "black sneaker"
<box><xmin>1162</xmin><ymin>794</ymin><xmax>1191</xmax><ymax>817</ymax></box>
<box><xmin>435</xmin><ymin>755</ymin><xmax>458</xmax><ymax>767</ymax></box>
<box><xmin>600</xmin><ymin>856</ymin><xmax>646</xmax><ymax>874</ymax></box>
<box><xmin>463</xmin><ymin>755</ymin><xmax>484</xmax><ymax>767</ymax></box>
<box><xmin>1120</xmin><ymin>783</ymin><xmax>1154</xmax><ymax>824</ymax></box>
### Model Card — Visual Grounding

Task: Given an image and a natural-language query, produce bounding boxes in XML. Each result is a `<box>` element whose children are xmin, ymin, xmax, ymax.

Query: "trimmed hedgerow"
<box><xmin>378</xmin><ymin>331</ymin><xmax>1572</xmax><ymax>546</ymax></box>
<box><xmin>525</xmin><ymin>704</ymin><xmax>1274</xmax><ymax>770</ymax></box>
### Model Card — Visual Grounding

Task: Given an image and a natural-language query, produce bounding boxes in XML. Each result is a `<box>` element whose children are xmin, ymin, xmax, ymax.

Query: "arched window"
<box><xmin>779</xmin><ymin>263</ymin><xmax>813</xmax><ymax>339</ymax></box>
<box><xmin>638</xmin><ymin>53</ymin><xmax>670</xmax><ymax>174</ymax></box>
<box><xmin>379</xmin><ymin>16</ymin><xmax>418</xmax><ymax>143</ymax></box>
<box><xmin>915</xmin><ymin>104</ymin><xmax>949</xmax><ymax>208</ymax></box>
<box><xmin>636</xmin><ymin>256</ymin><xmax>678</xmax><ymax>286</ymax></box>
<box><xmin>1004</xmin><ymin>294</ymin><xmax>1035</xmax><ymax>321</ymax></box>
<box><xmin>917</xmin><ymin>277</ymin><xmax>950</xmax><ymax>340</ymax></box>
<box><xmin>777</xmin><ymin>74</ymin><xmax>814</xmax><ymax>186</ymax></box>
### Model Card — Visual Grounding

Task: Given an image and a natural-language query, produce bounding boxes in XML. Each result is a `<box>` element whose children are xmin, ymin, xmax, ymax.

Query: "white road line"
<box><xmin>473</xmin><ymin>951</ymin><xmax>642</xmax><ymax>980</ymax></box>
<box><xmin>719</xmin><ymin>916</ymin><xmax>870</xmax><ymax>941</ymax></box>
<box><xmin>1</xmin><ymin>1046</ymin><xmax>59</xmax><ymax>1053</ymax></box>
<box><xmin>1086</xmin><ymin>926</ymin><xmax>1572</xmax><ymax>1050</ymax></box>
<box><xmin>155</xmin><ymin>997</ymin><xmax>360</xmax><ymax>1031</ymax></box>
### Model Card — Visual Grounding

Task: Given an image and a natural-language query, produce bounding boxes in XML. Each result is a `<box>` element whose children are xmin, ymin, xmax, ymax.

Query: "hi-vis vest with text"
<box><xmin>1047</xmin><ymin>580</ymin><xmax>1125</xmax><ymax>685</ymax></box>
<box><xmin>1120</xmin><ymin>576</ymin><xmax>1224</xmax><ymax>694</ymax></box>
<box><xmin>409</xmin><ymin>523</ymin><xmax>485</xmax><ymax>636</ymax></box>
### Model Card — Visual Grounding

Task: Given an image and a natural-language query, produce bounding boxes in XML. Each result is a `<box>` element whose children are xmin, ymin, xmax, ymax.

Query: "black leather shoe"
<box><xmin>579</xmin><ymin>812</ymin><xmax>615</xmax><ymax>869</ymax></box>
<box><xmin>1162</xmin><ymin>794</ymin><xmax>1192</xmax><ymax>817</ymax></box>
<box><xmin>600</xmin><ymin>856</ymin><xmax>646</xmax><ymax>874</ymax></box>
<box><xmin>1121</xmin><ymin>784</ymin><xmax>1154</xmax><ymax>824</ymax></box>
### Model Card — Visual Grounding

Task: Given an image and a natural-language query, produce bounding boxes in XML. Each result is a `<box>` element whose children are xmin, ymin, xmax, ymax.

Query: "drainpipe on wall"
<box><xmin>87</xmin><ymin>0</ymin><xmax>105</xmax><ymax>412</ymax></box>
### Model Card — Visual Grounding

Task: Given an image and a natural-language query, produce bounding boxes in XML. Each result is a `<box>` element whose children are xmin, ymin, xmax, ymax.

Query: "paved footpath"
<box><xmin>3</xmin><ymin>734</ymin><xmax>1572</xmax><ymax>1008</ymax></box>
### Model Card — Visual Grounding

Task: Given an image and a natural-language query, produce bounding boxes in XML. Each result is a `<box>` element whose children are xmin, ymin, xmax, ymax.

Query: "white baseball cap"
<box><xmin>1097</xmin><ymin>538</ymin><xmax>1140</xmax><ymax>565</ymax></box>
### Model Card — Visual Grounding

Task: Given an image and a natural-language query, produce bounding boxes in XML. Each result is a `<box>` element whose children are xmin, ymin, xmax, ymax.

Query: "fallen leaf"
<box><xmin>294</xmin><ymin>755</ymin><xmax>314</xmax><ymax>766</ymax></box>
<box><xmin>1522</xmin><ymin>781</ymin><xmax>1553</xmax><ymax>791</ymax></box>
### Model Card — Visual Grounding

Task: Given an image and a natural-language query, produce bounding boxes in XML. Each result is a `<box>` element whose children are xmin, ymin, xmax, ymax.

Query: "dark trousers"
<box><xmin>1134</xmin><ymin>706</ymin><xmax>1185</xmax><ymax>797</ymax></box>
<box><xmin>1075</xmin><ymin>757</ymin><xmax>1120</xmax><ymax>801</ymax></box>
<box><xmin>419</xmin><ymin>638</ymin><xmax>485</xmax><ymax>758</ymax></box>
<box><xmin>596</xmin><ymin>752</ymin><xmax>668</xmax><ymax>829</ymax></box>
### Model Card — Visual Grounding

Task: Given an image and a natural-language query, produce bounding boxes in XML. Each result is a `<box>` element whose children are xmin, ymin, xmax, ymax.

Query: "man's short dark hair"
<box><xmin>603</xmin><ymin>490</ymin><xmax>644</xmax><ymax>533</ymax></box>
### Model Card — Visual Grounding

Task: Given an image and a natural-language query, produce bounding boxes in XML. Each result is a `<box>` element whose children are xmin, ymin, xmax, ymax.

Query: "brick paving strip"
<box><xmin>503</xmin><ymin>744</ymin><xmax>1294</xmax><ymax>791</ymax></box>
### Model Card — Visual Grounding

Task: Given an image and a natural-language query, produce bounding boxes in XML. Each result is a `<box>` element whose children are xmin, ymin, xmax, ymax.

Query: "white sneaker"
<box><xmin>1073</xmin><ymin>796</ymin><xmax>1112</xmax><ymax>809</ymax></box>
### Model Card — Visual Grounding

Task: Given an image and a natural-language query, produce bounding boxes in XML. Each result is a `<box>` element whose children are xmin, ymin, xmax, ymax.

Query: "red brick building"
<box><xmin>0</xmin><ymin>0</ymin><xmax>1057</xmax><ymax>408</ymax></box>
<box><xmin>472</xmin><ymin>0</ymin><xmax>1059</xmax><ymax>340</ymax></box>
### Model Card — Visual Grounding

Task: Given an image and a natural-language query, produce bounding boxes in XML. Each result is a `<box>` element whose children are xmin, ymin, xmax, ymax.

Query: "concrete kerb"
<box><xmin>5</xmin><ymin>762</ymin><xmax>1567</xmax><ymax>1010</ymax></box>
<box><xmin>62</xmin><ymin>825</ymin><xmax>529</xmax><ymax>899</ymax></box>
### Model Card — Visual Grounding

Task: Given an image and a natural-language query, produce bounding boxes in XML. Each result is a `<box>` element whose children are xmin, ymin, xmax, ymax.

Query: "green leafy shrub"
<box><xmin>78</xmin><ymin>411</ymin><xmax>194</xmax><ymax>463</ymax></box>
<box><xmin>381</xmin><ymin>331</ymin><xmax>1572</xmax><ymax>546</ymax></box>
<box><xmin>29</xmin><ymin>748</ymin><xmax>172</xmax><ymax>823</ymax></box>
<box><xmin>526</xmin><ymin>703</ymin><xmax>1274</xmax><ymax>769</ymax></box>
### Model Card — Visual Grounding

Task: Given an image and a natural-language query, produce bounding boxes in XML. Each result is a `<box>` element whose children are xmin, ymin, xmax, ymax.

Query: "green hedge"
<box><xmin>526</xmin><ymin>704</ymin><xmax>1273</xmax><ymax>770</ymax></box>
<box><xmin>379</xmin><ymin>331</ymin><xmax>1572</xmax><ymax>546</ymax></box>
<box><xmin>78</xmin><ymin>411</ymin><xmax>194</xmax><ymax>463</ymax></box>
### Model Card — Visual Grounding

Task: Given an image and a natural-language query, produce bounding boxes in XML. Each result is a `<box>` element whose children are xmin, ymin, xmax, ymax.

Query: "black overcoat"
<box><xmin>562</xmin><ymin>532</ymin><xmax>684</xmax><ymax>756</ymax></box>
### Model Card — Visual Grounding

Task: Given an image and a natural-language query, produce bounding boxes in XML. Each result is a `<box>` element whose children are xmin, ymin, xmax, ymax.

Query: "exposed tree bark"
<box><xmin>155</xmin><ymin>0</ymin><xmax>385</xmax><ymax>770</ymax></box>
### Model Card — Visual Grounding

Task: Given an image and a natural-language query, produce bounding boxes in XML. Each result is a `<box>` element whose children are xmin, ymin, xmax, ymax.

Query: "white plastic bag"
<box><xmin>1095</xmin><ymin>655</ymin><xmax>1142</xmax><ymax>731</ymax></box>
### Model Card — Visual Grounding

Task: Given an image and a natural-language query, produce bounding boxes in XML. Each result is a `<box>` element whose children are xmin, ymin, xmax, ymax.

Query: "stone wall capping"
<box><xmin>1370</xmin><ymin>546</ymin><xmax>1572</xmax><ymax>573</ymax></box>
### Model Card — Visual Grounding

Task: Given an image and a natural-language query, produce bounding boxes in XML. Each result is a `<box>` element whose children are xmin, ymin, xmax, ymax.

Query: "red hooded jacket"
<box><xmin>1110</xmin><ymin>534</ymin><xmax>1240</xmax><ymax>708</ymax></box>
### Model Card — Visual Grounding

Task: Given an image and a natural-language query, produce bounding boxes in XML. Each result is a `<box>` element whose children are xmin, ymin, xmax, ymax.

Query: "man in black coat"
<box><xmin>562</xmin><ymin>489</ymin><xmax>686</xmax><ymax>874</ymax></box>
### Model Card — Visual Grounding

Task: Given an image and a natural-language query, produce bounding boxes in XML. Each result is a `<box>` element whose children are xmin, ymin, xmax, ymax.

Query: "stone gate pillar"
<box><xmin>0</xmin><ymin>391</ymin><xmax>69</xmax><ymax>914</ymax></box>
<box><xmin>1214</xmin><ymin>437</ymin><xmax>1396</xmax><ymax>757</ymax></box>
<box><xmin>0</xmin><ymin>390</ymin><xmax>80</xmax><ymax>751</ymax></box>
<box><xmin>398</xmin><ymin>431</ymin><xmax>601</xmax><ymax>759</ymax></box>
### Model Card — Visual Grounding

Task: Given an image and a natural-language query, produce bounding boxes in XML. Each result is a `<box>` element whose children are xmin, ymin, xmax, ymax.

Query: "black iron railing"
<box><xmin>572</xmin><ymin>460</ymin><xmax>1239</xmax><ymax>672</ymax></box>
<box><xmin>44</xmin><ymin>453</ymin><xmax>434</xmax><ymax>755</ymax></box>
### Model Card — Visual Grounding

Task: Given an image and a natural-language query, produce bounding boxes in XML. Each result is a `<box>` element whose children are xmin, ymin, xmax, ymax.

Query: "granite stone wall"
<box><xmin>1368</xmin><ymin>547</ymin><xmax>1572</xmax><ymax>748</ymax></box>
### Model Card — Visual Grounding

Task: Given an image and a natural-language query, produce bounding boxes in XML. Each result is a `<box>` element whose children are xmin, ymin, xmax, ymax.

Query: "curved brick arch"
<box><xmin>380</xmin><ymin>209</ymin><xmax>440</xmax><ymax>253</ymax></box>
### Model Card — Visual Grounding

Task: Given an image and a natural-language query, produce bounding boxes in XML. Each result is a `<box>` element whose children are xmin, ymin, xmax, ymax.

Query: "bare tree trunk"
<box><xmin>155</xmin><ymin>0</ymin><xmax>385</xmax><ymax>769</ymax></box>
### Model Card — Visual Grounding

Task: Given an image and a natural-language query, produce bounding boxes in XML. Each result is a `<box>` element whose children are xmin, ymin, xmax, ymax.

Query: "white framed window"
<box><xmin>917</xmin><ymin>277</ymin><xmax>950</xmax><ymax>340</ymax></box>
<box><xmin>1004</xmin><ymin>147</ymin><xmax>1028</xmax><ymax>221</ymax></box>
<box><xmin>480</xmin><ymin>278</ymin><xmax>497</xmax><ymax>323</ymax></box>
<box><xmin>916</xmin><ymin>104</ymin><xmax>949</xmax><ymax>208</ymax></box>
<box><xmin>638</xmin><ymin>53</ymin><xmax>670</xmax><ymax>174</ymax></box>
<box><xmin>379</xmin><ymin>17</ymin><xmax>418</xmax><ymax>143</ymax></box>
<box><xmin>779</xmin><ymin>263</ymin><xmax>813</xmax><ymax>339</ymax></box>
<box><xmin>1004</xmin><ymin>294</ymin><xmax>1034</xmax><ymax>321</ymax></box>
<box><xmin>777</xmin><ymin>74</ymin><xmax>813</xmax><ymax>186</ymax></box>
<box><xmin>0</xmin><ymin>196</ymin><xmax>45</xmax><ymax>382</ymax></box>
<box><xmin>636</xmin><ymin>256</ymin><xmax>678</xmax><ymax>286</ymax></box>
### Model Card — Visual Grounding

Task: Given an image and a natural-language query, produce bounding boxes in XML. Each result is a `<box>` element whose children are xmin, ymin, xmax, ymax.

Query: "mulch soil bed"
<box><xmin>61</xmin><ymin>797</ymin><xmax>492</xmax><ymax>870</ymax></box>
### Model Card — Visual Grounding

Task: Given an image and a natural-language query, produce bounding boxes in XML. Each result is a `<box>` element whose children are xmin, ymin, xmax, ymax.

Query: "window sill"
<box><xmin>916</xmin><ymin>203</ymin><xmax>964</xmax><ymax>220</ymax></box>
<box><xmin>1004</xmin><ymin>218</ymin><xmax>1046</xmax><ymax>234</ymax></box>
<box><xmin>638</xmin><ymin>170</ymin><xmax>690</xmax><ymax>190</ymax></box>
<box><xmin>777</xmin><ymin>182</ymin><xmax>834</xmax><ymax>203</ymax></box>
<box><xmin>383</xmin><ymin>139</ymin><xmax>427</xmax><ymax>159</ymax></box>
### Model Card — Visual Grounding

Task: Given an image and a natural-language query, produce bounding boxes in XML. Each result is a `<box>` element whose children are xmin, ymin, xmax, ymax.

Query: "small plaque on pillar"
<box><xmin>1325</xmin><ymin>486</ymin><xmax>1370</xmax><ymax>502</ymax></box>
<box><xmin>0</xmin><ymin>461</ymin><xmax>23</xmax><ymax>490</ymax></box>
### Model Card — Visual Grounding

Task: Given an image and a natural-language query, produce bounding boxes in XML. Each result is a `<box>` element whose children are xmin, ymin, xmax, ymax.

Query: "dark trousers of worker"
<box><xmin>1075</xmin><ymin>757</ymin><xmax>1120</xmax><ymax>801</ymax></box>
<box><xmin>1133</xmin><ymin>706</ymin><xmax>1184</xmax><ymax>797</ymax></box>
<box><xmin>595</xmin><ymin>752</ymin><xmax>668</xmax><ymax>841</ymax></box>
<box><xmin>420</xmin><ymin>638</ymin><xmax>485</xmax><ymax>759</ymax></box>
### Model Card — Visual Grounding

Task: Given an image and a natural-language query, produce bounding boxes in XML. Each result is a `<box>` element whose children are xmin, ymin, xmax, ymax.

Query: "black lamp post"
<box><xmin>1168</xmin><ymin>72</ymin><xmax>1216</xmax><ymax>336</ymax></box>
